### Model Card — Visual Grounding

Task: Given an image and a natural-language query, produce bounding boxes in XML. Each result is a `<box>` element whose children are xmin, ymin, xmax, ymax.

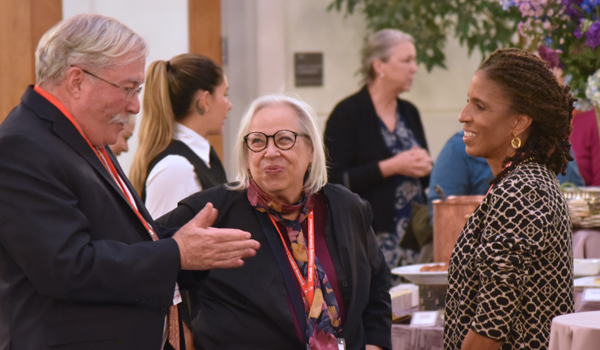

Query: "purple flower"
<box><xmin>585</xmin><ymin>21</ymin><xmax>600</xmax><ymax>48</ymax></box>
<box><xmin>538</xmin><ymin>45</ymin><xmax>562</xmax><ymax>68</ymax></box>
<box><xmin>563</xmin><ymin>0</ymin><xmax>584</xmax><ymax>19</ymax></box>
<box><xmin>581</xmin><ymin>0</ymin><xmax>600</xmax><ymax>14</ymax></box>
<box><xmin>574</xmin><ymin>18</ymin><xmax>585</xmax><ymax>38</ymax></box>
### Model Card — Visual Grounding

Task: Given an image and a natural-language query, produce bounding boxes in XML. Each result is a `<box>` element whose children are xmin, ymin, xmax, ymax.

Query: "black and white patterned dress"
<box><xmin>444</xmin><ymin>162</ymin><xmax>574</xmax><ymax>350</ymax></box>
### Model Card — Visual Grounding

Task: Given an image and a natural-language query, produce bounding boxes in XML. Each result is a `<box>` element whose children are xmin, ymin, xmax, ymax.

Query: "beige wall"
<box><xmin>223</xmin><ymin>0</ymin><xmax>483</xmax><ymax>171</ymax></box>
<box><xmin>59</xmin><ymin>0</ymin><xmax>483</xmax><ymax>175</ymax></box>
<box><xmin>282</xmin><ymin>0</ymin><xmax>483</xmax><ymax>160</ymax></box>
<box><xmin>63</xmin><ymin>0</ymin><xmax>190</xmax><ymax>174</ymax></box>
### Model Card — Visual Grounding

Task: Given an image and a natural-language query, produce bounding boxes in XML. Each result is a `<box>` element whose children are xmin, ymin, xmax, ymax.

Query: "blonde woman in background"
<box><xmin>129</xmin><ymin>53</ymin><xmax>232</xmax><ymax>350</ymax></box>
<box><xmin>130</xmin><ymin>53</ymin><xmax>231</xmax><ymax>218</ymax></box>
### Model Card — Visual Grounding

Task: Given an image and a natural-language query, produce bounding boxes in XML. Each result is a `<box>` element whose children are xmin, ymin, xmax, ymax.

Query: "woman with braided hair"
<box><xmin>444</xmin><ymin>48</ymin><xmax>574</xmax><ymax>350</ymax></box>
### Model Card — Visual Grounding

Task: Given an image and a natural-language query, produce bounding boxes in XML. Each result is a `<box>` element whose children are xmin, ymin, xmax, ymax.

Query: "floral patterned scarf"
<box><xmin>247</xmin><ymin>180</ymin><xmax>342</xmax><ymax>350</ymax></box>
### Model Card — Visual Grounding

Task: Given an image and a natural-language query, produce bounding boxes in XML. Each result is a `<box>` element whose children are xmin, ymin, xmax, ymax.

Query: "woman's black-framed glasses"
<box><xmin>80</xmin><ymin>68</ymin><xmax>143</xmax><ymax>99</ymax></box>
<box><xmin>244</xmin><ymin>130</ymin><xmax>308</xmax><ymax>152</ymax></box>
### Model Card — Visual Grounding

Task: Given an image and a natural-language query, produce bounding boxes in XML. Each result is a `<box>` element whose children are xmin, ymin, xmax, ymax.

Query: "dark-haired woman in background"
<box><xmin>444</xmin><ymin>48</ymin><xmax>574</xmax><ymax>350</ymax></box>
<box><xmin>324</xmin><ymin>29</ymin><xmax>432</xmax><ymax>270</ymax></box>
<box><xmin>130</xmin><ymin>53</ymin><xmax>231</xmax><ymax>218</ymax></box>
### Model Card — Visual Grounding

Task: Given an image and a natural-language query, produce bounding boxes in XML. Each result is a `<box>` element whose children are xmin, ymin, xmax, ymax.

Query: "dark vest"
<box><xmin>142</xmin><ymin>140</ymin><xmax>227</xmax><ymax>201</ymax></box>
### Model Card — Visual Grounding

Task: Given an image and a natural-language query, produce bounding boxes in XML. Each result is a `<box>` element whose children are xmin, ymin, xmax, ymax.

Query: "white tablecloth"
<box><xmin>391</xmin><ymin>324</ymin><xmax>443</xmax><ymax>350</ymax></box>
<box><xmin>549</xmin><ymin>311</ymin><xmax>600</xmax><ymax>350</ymax></box>
<box><xmin>573</xmin><ymin>229</ymin><xmax>600</xmax><ymax>259</ymax></box>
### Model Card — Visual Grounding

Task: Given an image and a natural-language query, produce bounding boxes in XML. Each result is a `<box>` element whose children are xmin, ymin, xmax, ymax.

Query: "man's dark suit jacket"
<box><xmin>0</xmin><ymin>86</ymin><xmax>193</xmax><ymax>349</ymax></box>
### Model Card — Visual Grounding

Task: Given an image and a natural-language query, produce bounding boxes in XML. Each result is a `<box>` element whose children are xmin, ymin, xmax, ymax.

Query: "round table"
<box><xmin>549</xmin><ymin>311</ymin><xmax>600</xmax><ymax>350</ymax></box>
<box><xmin>392</xmin><ymin>324</ymin><xmax>443</xmax><ymax>350</ymax></box>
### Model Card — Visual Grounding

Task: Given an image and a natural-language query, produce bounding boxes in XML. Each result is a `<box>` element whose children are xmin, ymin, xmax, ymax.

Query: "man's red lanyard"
<box><xmin>33</xmin><ymin>85</ymin><xmax>159</xmax><ymax>241</ymax></box>
<box><xmin>269</xmin><ymin>211</ymin><xmax>316</xmax><ymax>308</ymax></box>
<box><xmin>35</xmin><ymin>86</ymin><xmax>182</xmax><ymax>350</ymax></box>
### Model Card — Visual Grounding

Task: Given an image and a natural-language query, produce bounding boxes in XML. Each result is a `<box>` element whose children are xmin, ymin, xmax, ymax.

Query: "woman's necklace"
<box><xmin>487</xmin><ymin>156</ymin><xmax>537</xmax><ymax>194</ymax></box>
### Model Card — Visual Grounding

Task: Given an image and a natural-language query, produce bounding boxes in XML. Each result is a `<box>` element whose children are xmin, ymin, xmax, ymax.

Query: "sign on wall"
<box><xmin>294</xmin><ymin>52</ymin><xmax>323</xmax><ymax>87</ymax></box>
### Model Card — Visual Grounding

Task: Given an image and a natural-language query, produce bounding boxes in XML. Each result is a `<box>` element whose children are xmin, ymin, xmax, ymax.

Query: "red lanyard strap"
<box><xmin>34</xmin><ymin>85</ymin><xmax>157</xmax><ymax>240</ymax></box>
<box><xmin>269</xmin><ymin>211</ymin><xmax>315</xmax><ymax>307</ymax></box>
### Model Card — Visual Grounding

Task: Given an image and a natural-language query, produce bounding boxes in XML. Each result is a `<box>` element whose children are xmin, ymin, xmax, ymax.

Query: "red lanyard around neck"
<box><xmin>269</xmin><ymin>211</ymin><xmax>316</xmax><ymax>307</ymax></box>
<box><xmin>33</xmin><ymin>85</ymin><xmax>159</xmax><ymax>241</ymax></box>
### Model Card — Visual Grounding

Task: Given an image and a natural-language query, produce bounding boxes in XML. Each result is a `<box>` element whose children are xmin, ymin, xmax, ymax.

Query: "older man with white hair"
<box><xmin>0</xmin><ymin>13</ymin><xmax>259</xmax><ymax>350</ymax></box>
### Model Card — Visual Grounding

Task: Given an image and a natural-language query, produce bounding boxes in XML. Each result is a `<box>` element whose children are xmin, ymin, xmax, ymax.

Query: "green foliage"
<box><xmin>564</xmin><ymin>45</ymin><xmax>600</xmax><ymax>96</ymax></box>
<box><xmin>328</xmin><ymin>0</ymin><xmax>523</xmax><ymax>71</ymax></box>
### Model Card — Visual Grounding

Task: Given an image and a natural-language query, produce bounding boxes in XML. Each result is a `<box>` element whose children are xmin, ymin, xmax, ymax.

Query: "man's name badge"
<box><xmin>337</xmin><ymin>337</ymin><xmax>346</xmax><ymax>350</ymax></box>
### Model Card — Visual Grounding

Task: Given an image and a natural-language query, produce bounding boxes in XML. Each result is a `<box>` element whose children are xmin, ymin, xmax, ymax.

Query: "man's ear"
<box><xmin>65</xmin><ymin>67</ymin><xmax>85</xmax><ymax>99</ymax></box>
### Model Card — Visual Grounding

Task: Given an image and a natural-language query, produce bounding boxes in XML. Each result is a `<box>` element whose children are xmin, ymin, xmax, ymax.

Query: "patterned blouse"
<box><xmin>444</xmin><ymin>162</ymin><xmax>574</xmax><ymax>350</ymax></box>
<box><xmin>377</xmin><ymin>111</ymin><xmax>425</xmax><ymax>268</ymax></box>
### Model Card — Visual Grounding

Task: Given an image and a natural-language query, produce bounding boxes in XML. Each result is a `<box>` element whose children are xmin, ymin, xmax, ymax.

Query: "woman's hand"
<box><xmin>366</xmin><ymin>345</ymin><xmax>382</xmax><ymax>350</ymax></box>
<box><xmin>379</xmin><ymin>145</ymin><xmax>432</xmax><ymax>178</ymax></box>
<box><xmin>460</xmin><ymin>329</ymin><xmax>503</xmax><ymax>350</ymax></box>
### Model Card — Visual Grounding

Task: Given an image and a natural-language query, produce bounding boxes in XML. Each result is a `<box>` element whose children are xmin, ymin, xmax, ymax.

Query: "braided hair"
<box><xmin>479</xmin><ymin>48</ymin><xmax>577</xmax><ymax>185</ymax></box>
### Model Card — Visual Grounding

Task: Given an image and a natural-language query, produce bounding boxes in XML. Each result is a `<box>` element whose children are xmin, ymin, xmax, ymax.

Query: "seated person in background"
<box><xmin>159</xmin><ymin>94</ymin><xmax>392</xmax><ymax>350</ymax></box>
<box><xmin>108</xmin><ymin>120</ymin><xmax>135</xmax><ymax>156</ymax></box>
<box><xmin>427</xmin><ymin>129</ymin><xmax>585</xmax><ymax>218</ymax></box>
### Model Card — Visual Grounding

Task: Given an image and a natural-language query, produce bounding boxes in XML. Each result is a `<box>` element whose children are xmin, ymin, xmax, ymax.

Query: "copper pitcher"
<box><xmin>432</xmin><ymin>195</ymin><xmax>485</xmax><ymax>264</ymax></box>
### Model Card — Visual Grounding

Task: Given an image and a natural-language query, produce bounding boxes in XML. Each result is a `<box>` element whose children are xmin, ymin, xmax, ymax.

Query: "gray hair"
<box><xmin>35</xmin><ymin>13</ymin><xmax>148</xmax><ymax>86</ymax></box>
<box><xmin>229</xmin><ymin>94</ymin><xmax>328</xmax><ymax>194</ymax></box>
<box><xmin>360</xmin><ymin>29</ymin><xmax>414</xmax><ymax>84</ymax></box>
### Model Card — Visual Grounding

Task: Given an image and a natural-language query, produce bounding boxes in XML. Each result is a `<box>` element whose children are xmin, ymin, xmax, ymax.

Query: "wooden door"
<box><xmin>189</xmin><ymin>0</ymin><xmax>224</xmax><ymax>160</ymax></box>
<box><xmin>0</xmin><ymin>0</ymin><xmax>62</xmax><ymax>122</ymax></box>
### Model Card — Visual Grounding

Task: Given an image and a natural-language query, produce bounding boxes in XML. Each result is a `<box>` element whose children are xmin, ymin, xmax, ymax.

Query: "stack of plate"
<box><xmin>391</xmin><ymin>263</ymin><xmax>448</xmax><ymax>285</ymax></box>
<box><xmin>389</xmin><ymin>284</ymin><xmax>419</xmax><ymax>319</ymax></box>
<box><xmin>392</xmin><ymin>263</ymin><xmax>449</xmax><ymax>311</ymax></box>
<box><xmin>573</xmin><ymin>259</ymin><xmax>600</xmax><ymax>291</ymax></box>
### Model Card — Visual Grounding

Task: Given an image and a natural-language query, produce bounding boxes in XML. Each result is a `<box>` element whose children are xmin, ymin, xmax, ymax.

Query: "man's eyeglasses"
<box><xmin>80</xmin><ymin>68</ymin><xmax>143</xmax><ymax>99</ymax></box>
<box><xmin>244</xmin><ymin>130</ymin><xmax>309</xmax><ymax>152</ymax></box>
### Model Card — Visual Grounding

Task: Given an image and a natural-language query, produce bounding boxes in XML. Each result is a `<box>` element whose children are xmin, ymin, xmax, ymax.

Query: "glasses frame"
<box><xmin>243</xmin><ymin>130</ymin><xmax>309</xmax><ymax>152</ymax></box>
<box><xmin>80</xmin><ymin>68</ymin><xmax>142</xmax><ymax>99</ymax></box>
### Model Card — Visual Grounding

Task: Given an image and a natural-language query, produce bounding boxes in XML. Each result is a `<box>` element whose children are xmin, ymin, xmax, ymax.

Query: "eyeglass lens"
<box><xmin>81</xmin><ymin>69</ymin><xmax>142</xmax><ymax>99</ymax></box>
<box><xmin>245</xmin><ymin>130</ymin><xmax>298</xmax><ymax>151</ymax></box>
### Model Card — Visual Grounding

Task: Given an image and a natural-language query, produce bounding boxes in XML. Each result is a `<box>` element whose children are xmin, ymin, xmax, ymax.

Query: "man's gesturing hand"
<box><xmin>172</xmin><ymin>202</ymin><xmax>260</xmax><ymax>270</ymax></box>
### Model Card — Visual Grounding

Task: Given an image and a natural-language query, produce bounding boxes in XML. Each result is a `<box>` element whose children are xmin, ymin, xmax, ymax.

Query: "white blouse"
<box><xmin>145</xmin><ymin>123</ymin><xmax>212</xmax><ymax>219</ymax></box>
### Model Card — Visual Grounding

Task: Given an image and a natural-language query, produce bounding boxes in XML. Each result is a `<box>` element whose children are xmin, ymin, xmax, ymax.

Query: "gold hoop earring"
<box><xmin>511</xmin><ymin>135</ymin><xmax>522</xmax><ymax>149</ymax></box>
<box><xmin>195</xmin><ymin>100</ymin><xmax>205</xmax><ymax>116</ymax></box>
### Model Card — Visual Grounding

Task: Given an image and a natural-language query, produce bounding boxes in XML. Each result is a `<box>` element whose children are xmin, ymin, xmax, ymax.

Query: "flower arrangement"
<box><xmin>499</xmin><ymin>0</ymin><xmax>600</xmax><ymax>104</ymax></box>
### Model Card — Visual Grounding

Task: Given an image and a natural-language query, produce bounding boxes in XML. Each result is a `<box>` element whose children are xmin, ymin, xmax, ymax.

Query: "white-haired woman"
<box><xmin>159</xmin><ymin>94</ymin><xmax>392</xmax><ymax>350</ymax></box>
<box><xmin>324</xmin><ymin>29</ymin><xmax>432</xmax><ymax>270</ymax></box>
